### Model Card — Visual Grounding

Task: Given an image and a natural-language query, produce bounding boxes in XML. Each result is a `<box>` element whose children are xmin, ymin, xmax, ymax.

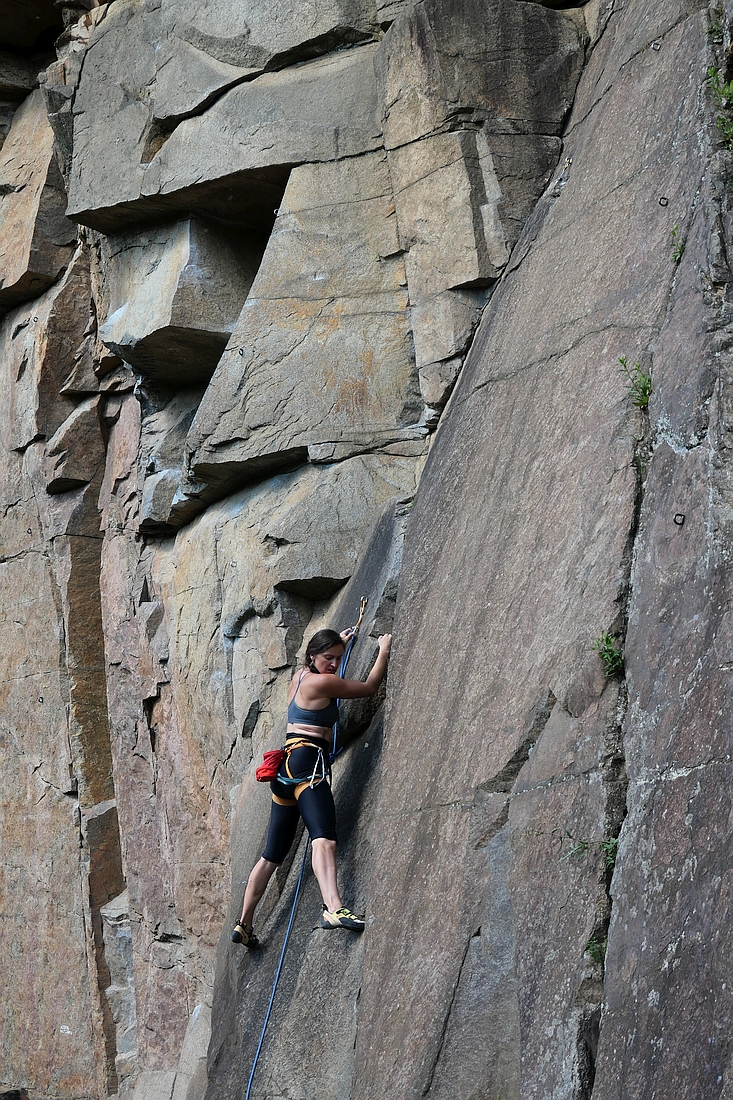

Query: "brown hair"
<box><xmin>304</xmin><ymin>629</ymin><xmax>344</xmax><ymax>670</ymax></box>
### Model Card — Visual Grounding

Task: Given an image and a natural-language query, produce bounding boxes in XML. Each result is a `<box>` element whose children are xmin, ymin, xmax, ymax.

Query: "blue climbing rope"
<box><xmin>245</xmin><ymin>837</ymin><xmax>310</xmax><ymax>1100</ymax></box>
<box><xmin>332</xmin><ymin>596</ymin><xmax>367</xmax><ymax>763</ymax></box>
<box><xmin>332</xmin><ymin>636</ymin><xmax>355</xmax><ymax>763</ymax></box>
<box><xmin>244</xmin><ymin>597</ymin><xmax>367</xmax><ymax>1099</ymax></box>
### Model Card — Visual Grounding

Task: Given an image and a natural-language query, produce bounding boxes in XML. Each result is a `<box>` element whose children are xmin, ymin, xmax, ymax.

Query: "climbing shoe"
<box><xmin>231</xmin><ymin>923</ymin><xmax>260</xmax><ymax>948</ymax></box>
<box><xmin>320</xmin><ymin>905</ymin><xmax>365</xmax><ymax>932</ymax></box>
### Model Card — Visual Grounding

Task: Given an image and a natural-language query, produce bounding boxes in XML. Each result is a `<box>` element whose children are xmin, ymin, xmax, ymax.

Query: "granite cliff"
<box><xmin>0</xmin><ymin>0</ymin><xmax>730</xmax><ymax>1098</ymax></box>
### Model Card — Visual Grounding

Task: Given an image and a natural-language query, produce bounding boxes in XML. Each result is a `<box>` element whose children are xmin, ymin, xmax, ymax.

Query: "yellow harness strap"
<box><xmin>283</xmin><ymin>738</ymin><xmax>328</xmax><ymax>794</ymax></box>
<box><xmin>271</xmin><ymin>792</ymin><xmax>297</xmax><ymax>807</ymax></box>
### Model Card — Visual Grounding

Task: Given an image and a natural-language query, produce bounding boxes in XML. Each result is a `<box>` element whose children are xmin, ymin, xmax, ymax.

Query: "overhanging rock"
<box><xmin>65</xmin><ymin>7</ymin><xmax>383</xmax><ymax>233</ymax></box>
<box><xmin>97</xmin><ymin>218</ymin><xmax>263</xmax><ymax>388</ymax></box>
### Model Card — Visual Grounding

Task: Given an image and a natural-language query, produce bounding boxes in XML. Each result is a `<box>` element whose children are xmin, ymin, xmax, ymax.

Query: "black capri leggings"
<box><xmin>262</xmin><ymin>744</ymin><xmax>337</xmax><ymax>864</ymax></box>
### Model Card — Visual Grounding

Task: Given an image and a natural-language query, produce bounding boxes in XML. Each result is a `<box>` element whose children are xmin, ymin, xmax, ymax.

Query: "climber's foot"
<box><xmin>231</xmin><ymin>922</ymin><xmax>260</xmax><ymax>948</ymax></box>
<box><xmin>320</xmin><ymin>906</ymin><xmax>365</xmax><ymax>932</ymax></box>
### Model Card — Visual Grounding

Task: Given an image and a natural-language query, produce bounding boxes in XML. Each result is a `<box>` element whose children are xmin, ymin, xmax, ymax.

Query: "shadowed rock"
<box><xmin>137</xmin><ymin>388</ymin><xmax>205</xmax><ymax>534</ymax></box>
<box><xmin>98</xmin><ymin>218</ymin><xmax>262</xmax><ymax>388</ymax></box>
<box><xmin>0</xmin><ymin>50</ymin><xmax>43</xmax><ymax>99</ymax></box>
<box><xmin>0</xmin><ymin>0</ymin><xmax>62</xmax><ymax>50</ymax></box>
<box><xmin>43</xmin><ymin>395</ymin><xmax>106</xmax><ymax>493</ymax></box>
<box><xmin>0</xmin><ymin>89</ymin><xmax>76</xmax><ymax>313</ymax></box>
<box><xmin>1</xmin><ymin>245</ymin><xmax>90</xmax><ymax>452</ymax></box>
<box><xmin>99</xmin><ymin>890</ymin><xmax>137</xmax><ymax>1090</ymax></box>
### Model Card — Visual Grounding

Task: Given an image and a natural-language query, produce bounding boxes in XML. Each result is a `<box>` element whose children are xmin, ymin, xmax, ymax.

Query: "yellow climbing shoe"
<box><xmin>231</xmin><ymin>923</ymin><xmax>260</xmax><ymax>948</ymax></box>
<box><xmin>320</xmin><ymin>906</ymin><xmax>365</xmax><ymax>932</ymax></box>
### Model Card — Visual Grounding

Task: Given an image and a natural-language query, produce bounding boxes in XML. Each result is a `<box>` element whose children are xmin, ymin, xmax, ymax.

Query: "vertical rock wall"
<box><xmin>0</xmin><ymin>1</ymin><xmax>730</xmax><ymax>1099</ymax></box>
<box><xmin>354</xmin><ymin>3</ymin><xmax>732</xmax><ymax>1100</ymax></box>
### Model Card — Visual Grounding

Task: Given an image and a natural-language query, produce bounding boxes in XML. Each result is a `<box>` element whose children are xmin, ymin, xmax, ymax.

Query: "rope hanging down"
<box><xmin>245</xmin><ymin>838</ymin><xmax>310</xmax><ymax>1100</ymax></box>
<box><xmin>245</xmin><ymin>596</ymin><xmax>367</xmax><ymax>1100</ymax></box>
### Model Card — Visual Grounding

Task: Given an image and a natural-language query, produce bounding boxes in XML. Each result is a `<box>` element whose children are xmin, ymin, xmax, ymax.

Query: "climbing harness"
<box><xmin>244</xmin><ymin>596</ymin><xmax>368</xmax><ymax>1100</ymax></box>
<box><xmin>278</xmin><ymin>737</ymin><xmax>329</xmax><ymax>791</ymax></box>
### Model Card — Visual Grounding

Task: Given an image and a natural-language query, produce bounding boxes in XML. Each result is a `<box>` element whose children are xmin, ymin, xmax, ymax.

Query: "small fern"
<box><xmin>709</xmin><ymin>66</ymin><xmax>733</xmax><ymax>150</ymax></box>
<box><xmin>601</xmin><ymin>836</ymin><xmax>619</xmax><ymax>868</ymax></box>
<box><xmin>619</xmin><ymin>356</ymin><xmax>652</xmax><ymax>409</ymax></box>
<box><xmin>592</xmin><ymin>631</ymin><xmax>624</xmax><ymax>678</ymax></box>
<box><xmin>670</xmin><ymin>224</ymin><xmax>685</xmax><ymax>265</ymax></box>
<box><xmin>586</xmin><ymin>935</ymin><xmax>607</xmax><ymax>965</ymax></box>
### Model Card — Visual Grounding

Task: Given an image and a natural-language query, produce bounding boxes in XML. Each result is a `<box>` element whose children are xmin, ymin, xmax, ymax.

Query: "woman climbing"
<box><xmin>231</xmin><ymin>627</ymin><xmax>392</xmax><ymax>946</ymax></box>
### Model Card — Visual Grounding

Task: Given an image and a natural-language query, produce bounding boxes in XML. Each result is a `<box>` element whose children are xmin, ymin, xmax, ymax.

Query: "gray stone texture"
<box><xmin>97</xmin><ymin>218</ymin><xmax>262</xmax><ymax>388</ymax></box>
<box><xmin>587</xmin><ymin>5</ymin><xmax>733</xmax><ymax>1098</ymax></box>
<box><xmin>183</xmin><ymin>151</ymin><xmax>419</xmax><ymax>500</ymax></box>
<box><xmin>100</xmin><ymin>890</ymin><xmax>138</xmax><ymax>1089</ymax></box>
<box><xmin>0</xmin><ymin>49</ymin><xmax>43</xmax><ymax>99</ymax></box>
<box><xmin>41</xmin><ymin>7</ymin><xmax>110</xmax><ymax>184</ymax></box>
<box><xmin>1</xmin><ymin>0</ymin><xmax>730</xmax><ymax>1098</ymax></box>
<box><xmin>56</xmin><ymin>0</ymin><xmax>588</xmax><ymax>434</ymax></box>
<box><xmin>351</xmin><ymin>4</ymin><xmax>726</xmax><ymax>1100</ymax></box>
<box><xmin>143</xmin><ymin>44</ymin><xmax>382</xmax><ymax>217</ymax></box>
<box><xmin>154</xmin><ymin>0</ymin><xmax>380</xmax><ymax>121</ymax></box>
<box><xmin>379</xmin><ymin>0</ymin><xmax>586</xmax><ymax>408</ymax></box>
<box><xmin>138</xmin><ymin>389</ymin><xmax>205</xmax><ymax>534</ymax></box>
<box><xmin>0</xmin><ymin>89</ymin><xmax>76</xmax><ymax>312</ymax></box>
<box><xmin>4</xmin><ymin>244</ymin><xmax>87</xmax><ymax>454</ymax></box>
<box><xmin>63</xmin><ymin>1</ymin><xmax>383</xmax><ymax>233</ymax></box>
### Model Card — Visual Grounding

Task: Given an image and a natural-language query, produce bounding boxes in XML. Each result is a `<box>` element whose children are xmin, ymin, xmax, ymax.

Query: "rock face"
<box><xmin>1</xmin><ymin>1</ymin><xmax>731</xmax><ymax>1099</ymax></box>
<box><xmin>183</xmin><ymin>150</ymin><xmax>419</xmax><ymax>499</ymax></box>
<box><xmin>0</xmin><ymin>278</ymin><xmax>122</xmax><ymax>1100</ymax></box>
<box><xmin>97</xmin><ymin>218</ymin><xmax>263</xmax><ymax>388</ymax></box>
<box><xmin>0</xmin><ymin>89</ymin><xmax>76</xmax><ymax>311</ymax></box>
<box><xmin>353</xmin><ymin>5</ymin><xmax>730</xmax><ymax>1100</ymax></box>
<box><xmin>379</xmin><ymin>0</ymin><xmax>585</xmax><ymax>411</ymax></box>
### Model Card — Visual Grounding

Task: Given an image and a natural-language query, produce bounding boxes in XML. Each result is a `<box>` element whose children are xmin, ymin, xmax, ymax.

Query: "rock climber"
<box><xmin>231</xmin><ymin>627</ymin><xmax>392</xmax><ymax>946</ymax></box>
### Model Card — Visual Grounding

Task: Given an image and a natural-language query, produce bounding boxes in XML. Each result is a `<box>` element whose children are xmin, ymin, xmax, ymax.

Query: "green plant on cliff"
<box><xmin>553</xmin><ymin>830</ymin><xmax>620</xmax><ymax>868</ymax></box>
<box><xmin>558</xmin><ymin>832</ymin><xmax>589</xmax><ymax>862</ymax></box>
<box><xmin>601</xmin><ymin>836</ymin><xmax>619</xmax><ymax>868</ymax></box>
<box><xmin>710</xmin><ymin>6</ymin><xmax>724</xmax><ymax>44</ymax></box>
<box><xmin>592</xmin><ymin>631</ymin><xmax>624</xmax><ymax>678</ymax></box>
<box><xmin>586</xmin><ymin>935</ymin><xmax>607</xmax><ymax>965</ymax></box>
<box><xmin>619</xmin><ymin>355</ymin><xmax>652</xmax><ymax>409</ymax></box>
<box><xmin>670</xmin><ymin>224</ymin><xmax>685</xmax><ymax>265</ymax></box>
<box><xmin>708</xmin><ymin>66</ymin><xmax>733</xmax><ymax>149</ymax></box>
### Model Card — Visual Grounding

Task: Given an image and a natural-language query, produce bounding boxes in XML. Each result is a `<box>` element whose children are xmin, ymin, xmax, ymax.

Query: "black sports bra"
<box><xmin>287</xmin><ymin>670</ymin><xmax>339</xmax><ymax>727</ymax></box>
